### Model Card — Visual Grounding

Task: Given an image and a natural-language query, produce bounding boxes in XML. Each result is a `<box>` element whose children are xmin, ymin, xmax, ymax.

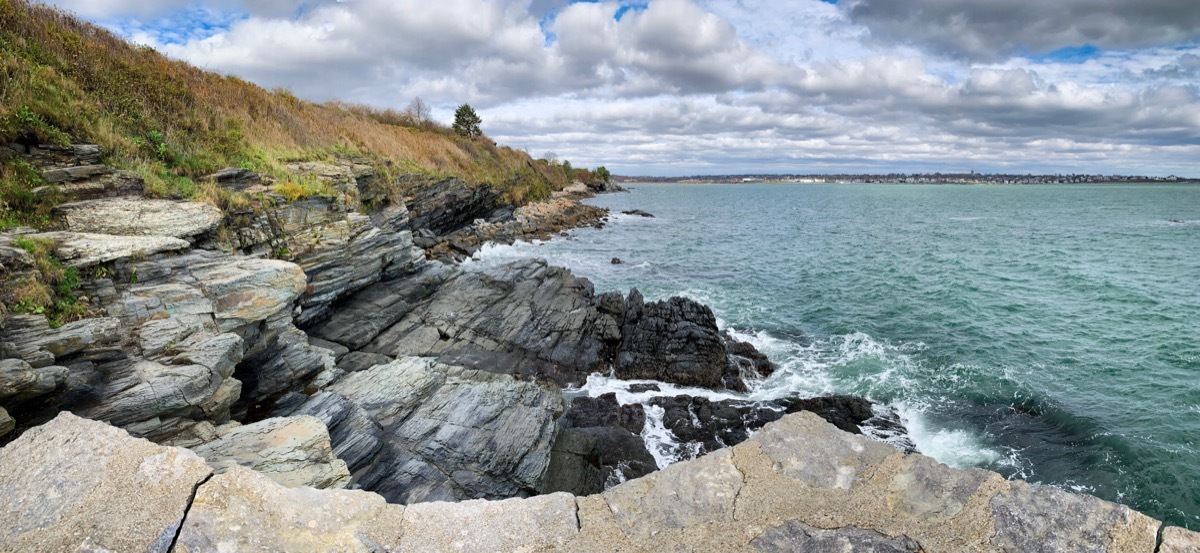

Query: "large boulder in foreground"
<box><xmin>0</xmin><ymin>412</ymin><xmax>212</xmax><ymax>553</ymax></box>
<box><xmin>176</xmin><ymin>466</ymin><xmax>406</xmax><ymax>552</ymax></box>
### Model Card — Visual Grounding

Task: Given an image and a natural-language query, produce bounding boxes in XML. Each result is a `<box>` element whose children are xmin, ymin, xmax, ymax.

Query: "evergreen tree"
<box><xmin>452</xmin><ymin>103</ymin><xmax>482</xmax><ymax>137</ymax></box>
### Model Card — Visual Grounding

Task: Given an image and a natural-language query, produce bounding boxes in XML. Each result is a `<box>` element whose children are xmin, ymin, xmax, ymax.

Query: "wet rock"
<box><xmin>562</xmin><ymin>392</ymin><xmax>646</xmax><ymax>434</ymax></box>
<box><xmin>611</xmin><ymin>257</ymin><xmax>622</xmax><ymax>264</ymax></box>
<box><xmin>621</xmin><ymin>209</ymin><xmax>655</xmax><ymax>218</ymax></box>
<box><xmin>0</xmin><ymin>412</ymin><xmax>212</xmax><ymax>553</ymax></box>
<box><xmin>628</xmin><ymin>383</ymin><xmax>660</xmax><ymax>393</ymax></box>
<box><xmin>191</xmin><ymin>415</ymin><xmax>351</xmax><ymax>489</ymax></box>
<box><xmin>726</xmin><ymin>335</ymin><xmax>776</xmax><ymax>379</ymax></box>
<box><xmin>175</xmin><ymin>467</ymin><xmax>406</xmax><ymax>552</ymax></box>
<box><xmin>616</xmin><ymin>293</ymin><xmax>740</xmax><ymax>390</ymax></box>
<box><xmin>540</xmin><ymin>393</ymin><xmax>655</xmax><ymax>495</ymax></box>
<box><xmin>649</xmin><ymin>394</ymin><xmax>913</xmax><ymax>461</ymax></box>
<box><xmin>29</xmin><ymin>231</ymin><xmax>190</xmax><ymax>267</ymax></box>
<box><xmin>54</xmin><ymin>198</ymin><xmax>223</xmax><ymax>239</ymax></box>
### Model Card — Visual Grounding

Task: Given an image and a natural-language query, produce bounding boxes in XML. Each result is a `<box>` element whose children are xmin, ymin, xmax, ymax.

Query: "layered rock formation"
<box><xmin>274</xmin><ymin>357</ymin><xmax>562</xmax><ymax>503</ymax></box>
<box><xmin>4</xmin><ymin>411</ymin><xmax>1197</xmax><ymax>553</ymax></box>
<box><xmin>4</xmin><ymin>142</ymin><xmax>1188</xmax><ymax>551</ymax></box>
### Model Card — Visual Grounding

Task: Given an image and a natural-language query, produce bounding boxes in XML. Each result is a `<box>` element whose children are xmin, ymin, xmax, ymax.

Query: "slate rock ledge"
<box><xmin>2</xmin><ymin>411</ymin><xmax>1196</xmax><ymax>553</ymax></box>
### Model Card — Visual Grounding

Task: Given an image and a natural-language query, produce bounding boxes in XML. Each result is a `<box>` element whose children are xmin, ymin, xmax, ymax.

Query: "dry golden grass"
<box><xmin>0</xmin><ymin>0</ymin><xmax>568</xmax><ymax>216</ymax></box>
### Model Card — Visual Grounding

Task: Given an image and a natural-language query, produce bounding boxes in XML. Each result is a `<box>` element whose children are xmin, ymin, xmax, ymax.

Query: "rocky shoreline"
<box><xmin>1</xmin><ymin>142</ymin><xmax>1197</xmax><ymax>551</ymax></box>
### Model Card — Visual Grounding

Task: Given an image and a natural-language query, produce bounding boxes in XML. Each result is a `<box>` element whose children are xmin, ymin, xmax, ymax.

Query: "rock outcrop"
<box><xmin>275</xmin><ymin>357</ymin><xmax>563</xmax><ymax>504</ymax></box>
<box><xmin>54</xmin><ymin>197</ymin><xmax>223</xmax><ymax>239</ymax></box>
<box><xmin>540</xmin><ymin>393</ymin><xmax>657</xmax><ymax>496</ymax></box>
<box><xmin>0</xmin><ymin>248</ymin><xmax>313</xmax><ymax>443</ymax></box>
<box><xmin>30</xmin><ymin>231</ymin><xmax>190</xmax><ymax>267</ymax></box>
<box><xmin>649</xmin><ymin>393</ymin><xmax>915</xmax><ymax>460</ymax></box>
<box><xmin>616</xmin><ymin>292</ymin><xmax>744</xmax><ymax>390</ymax></box>
<box><xmin>190</xmin><ymin>415</ymin><xmax>351</xmax><ymax>489</ymax></box>
<box><xmin>309</xmin><ymin>259</ymin><xmax>768</xmax><ymax>393</ymax></box>
<box><xmin>3</xmin><ymin>410</ymin><xmax>1191</xmax><ymax>553</ymax></box>
<box><xmin>421</xmin><ymin>196</ymin><xmax>609</xmax><ymax>263</ymax></box>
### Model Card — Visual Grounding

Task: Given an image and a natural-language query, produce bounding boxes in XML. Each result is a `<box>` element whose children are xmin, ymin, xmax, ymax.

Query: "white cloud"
<box><xmin>45</xmin><ymin>0</ymin><xmax>1200</xmax><ymax>176</ymax></box>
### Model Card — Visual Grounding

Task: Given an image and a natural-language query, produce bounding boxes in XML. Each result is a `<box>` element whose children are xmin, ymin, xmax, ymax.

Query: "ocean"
<box><xmin>474</xmin><ymin>182</ymin><xmax>1200</xmax><ymax>528</ymax></box>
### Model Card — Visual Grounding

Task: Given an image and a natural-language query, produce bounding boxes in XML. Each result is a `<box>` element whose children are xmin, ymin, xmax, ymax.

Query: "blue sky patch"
<box><xmin>1034</xmin><ymin>44</ymin><xmax>1101</xmax><ymax>63</ymax></box>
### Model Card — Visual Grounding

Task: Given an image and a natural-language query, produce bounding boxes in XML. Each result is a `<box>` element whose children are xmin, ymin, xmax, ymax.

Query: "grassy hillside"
<box><xmin>0</xmin><ymin>0</ymin><xmax>569</xmax><ymax>228</ymax></box>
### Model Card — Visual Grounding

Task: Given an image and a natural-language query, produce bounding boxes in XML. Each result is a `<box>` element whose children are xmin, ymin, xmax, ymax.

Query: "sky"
<box><xmin>47</xmin><ymin>0</ymin><xmax>1200</xmax><ymax>176</ymax></box>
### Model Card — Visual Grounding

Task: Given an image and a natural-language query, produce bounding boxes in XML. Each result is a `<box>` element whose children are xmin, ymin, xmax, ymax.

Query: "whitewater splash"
<box><xmin>476</xmin><ymin>233</ymin><xmax>1024</xmax><ymax>478</ymax></box>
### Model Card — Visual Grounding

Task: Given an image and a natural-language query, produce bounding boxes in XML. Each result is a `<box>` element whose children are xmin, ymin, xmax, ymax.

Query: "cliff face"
<box><xmin>4</xmin><ymin>411</ymin><xmax>1198</xmax><ymax>553</ymax></box>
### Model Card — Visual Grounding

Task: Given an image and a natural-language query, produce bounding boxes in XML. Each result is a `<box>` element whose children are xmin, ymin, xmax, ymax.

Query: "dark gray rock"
<box><xmin>404</xmin><ymin>176</ymin><xmax>503</xmax><ymax>236</ymax></box>
<box><xmin>616</xmin><ymin>293</ymin><xmax>741</xmax><ymax>390</ymax></box>
<box><xmin>650</xmin><ymin>394</ymin><xmax>914</xmax><ymax>461</ymax></box>
<box><xmin>725</xmin><ymin>335</ymin><xmax>776</xmax><ymax>380</ymax></box>
<box><xmin>233</xmin><ymin>327</ymin><xmax>331</xmax><ymax>419</ymax></box>
<box><xmin>540</xmin><ymin>393</ymin><xmax>656</xmax><ymax>496</ymax></box>
<box><xmin>562</xmin><ymin>393</ymin><xmax>646</xmax><ymax>435</ymax></box>
<box><xmin>307</xmin><ymin>264</ymin><xmax>454</xmax><ymax>350</ymax></box>
<box><xmin>205</xmin><ymin>167</ymin><xmax>262</xmax><ymax>191</ymax></box>
<box><xmin>621</xmin><ymin>209</ymin><xmax>655</xmax><ymax>218</ymax></box>
<box><xmin>337</xmin><ymin>351</ymin><xmax>393</xmax><ymax>373</ymax></box>
<box><xmin>276</xmin><ymin>391</ymin><xmax>383</xmax><ymax>473</ymax></box>
<box><xmin>284</xmin><ymin>357</ymin><xmax>562</xmax><ymax>504</ymax></box>
<box><xmin>312</xmin><ymin>260</ymin><xmax>771</xmax><ymax>392</ymax></box>
<box><xmin>326</xmin><ymin>259</ymin><xmax>616</xmax><ymax>387</ymax></box>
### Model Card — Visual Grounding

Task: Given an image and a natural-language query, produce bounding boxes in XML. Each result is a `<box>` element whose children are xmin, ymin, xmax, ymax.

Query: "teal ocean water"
<box><xmin>475</xmin><ymin>183</ymin><xmax>1200</xmax><ymax>528</ymax></box>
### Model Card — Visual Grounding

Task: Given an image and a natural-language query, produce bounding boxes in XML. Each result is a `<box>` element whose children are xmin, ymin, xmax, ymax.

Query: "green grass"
<box><xmin>0</xmin><ymin>0</ymin><xmax>571</xmax><ymax>220</ymax></box>
<box><xmin>3</xmin><ymin>235</ymin><xmax>86</xmax><ymax>327</ymax></box>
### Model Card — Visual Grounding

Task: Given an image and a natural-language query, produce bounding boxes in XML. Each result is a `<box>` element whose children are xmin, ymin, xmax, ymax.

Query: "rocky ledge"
<box><xmin>3</xmin><ymin>411</ymin><xmax>1197</xmax><ymax>553</ymax></box>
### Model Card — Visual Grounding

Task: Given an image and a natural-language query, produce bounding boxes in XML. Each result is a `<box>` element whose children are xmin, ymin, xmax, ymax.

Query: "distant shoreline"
<box><xmin>617</xmin><ymin>177</ymin><xmax>1200</xmax><ymax>186</ymax></box>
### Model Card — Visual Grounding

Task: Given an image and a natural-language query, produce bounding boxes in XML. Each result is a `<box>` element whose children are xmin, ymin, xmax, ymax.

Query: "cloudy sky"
<box><xmin>50</xmin><ymin>0</ymin><xmax>1200</xmax><ymax>176</ymax></box>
